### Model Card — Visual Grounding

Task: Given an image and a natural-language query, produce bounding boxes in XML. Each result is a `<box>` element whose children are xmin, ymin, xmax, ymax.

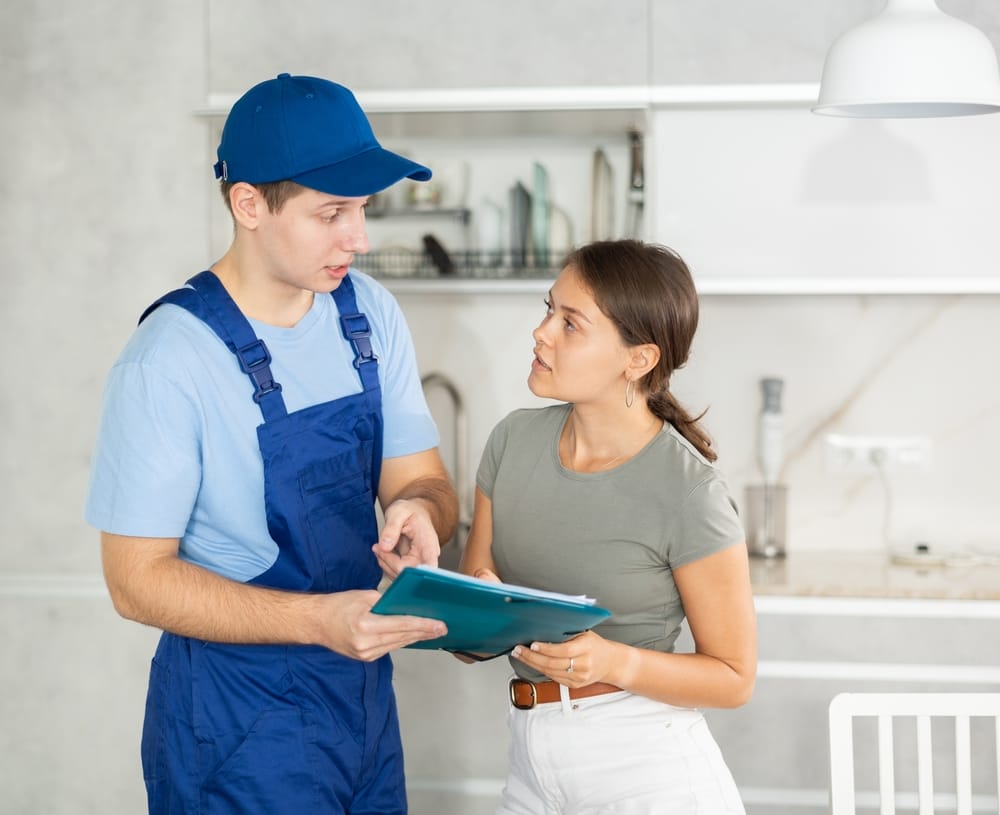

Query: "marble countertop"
<box><xmin>749</xmin><ymin>549</ymin><xmax>1000</xmax><ymax>601</ymax></box>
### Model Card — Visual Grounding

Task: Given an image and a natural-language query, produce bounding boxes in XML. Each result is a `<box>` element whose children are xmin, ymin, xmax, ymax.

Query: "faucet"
<box><xmin>420</xmin><ymin>372</ymin><xmax>472</xmax><ymax>556</ymax></box>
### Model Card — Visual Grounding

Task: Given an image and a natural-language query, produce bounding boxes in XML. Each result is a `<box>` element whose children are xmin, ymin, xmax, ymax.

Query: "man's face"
<box><xmin>255</xmin><ymin>187</ymin><xmax>371</xmax><ymax>293</ymax></box>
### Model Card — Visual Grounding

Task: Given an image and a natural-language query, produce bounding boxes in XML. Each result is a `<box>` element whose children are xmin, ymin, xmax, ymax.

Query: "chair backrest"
<box><xmin>828</xmin><ymin>692</ymin><xmax>1000</xmax><ymax>814</ymax></box>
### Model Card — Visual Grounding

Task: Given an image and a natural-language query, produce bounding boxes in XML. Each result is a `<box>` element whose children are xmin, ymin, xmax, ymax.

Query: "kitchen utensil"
<box><xmin>750</xmin><ymin>377</ymin><xmax>786</xmax><ymax>558</ymax></box>
<box><xmin>624</xmin><ymin>128</ymin><xmax>644</xmax><ymax>238</ymax></box>
<box><xmin>477</xmin><ymin>197</ymin><xmax>504</xmax><ymax>267</ymax></box>
<box><xmin>422</xmin><ymin>234</ymin><xmax>456</xmax><ymax>275</ymax></box>
<box><xmin>509</xmin><ymin>181</ymin><xmax>531</xmax><ymax>269</ymax></box>
<box><xmin>758</xmin><ymin>378</ymin><xmax>785</xmax><ymax>486</ymax></box>
<box><xmin>531</xmin><ymin>162</ymin><xmax>551</xmax><ymax>267</ymax></box>
<box><xmin>590</xmin><ymin>148</ymin><xmax>614</xmax><ymax>240</ymax></box>
<box><xmin>547</xmin><ymin>205</ymin><xmax>573</xmax><ymax>266</ymax></box>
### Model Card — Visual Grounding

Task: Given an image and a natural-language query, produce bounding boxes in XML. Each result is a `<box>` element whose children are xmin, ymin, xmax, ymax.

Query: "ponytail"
<box><xmin>647</xmin><ymin>389</ymin><xmax>716</xmax><ymax>463</ymax></box>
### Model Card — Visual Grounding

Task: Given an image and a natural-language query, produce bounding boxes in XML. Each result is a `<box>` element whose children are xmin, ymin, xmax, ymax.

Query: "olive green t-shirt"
<box><xmin>477</xmin><ymin>404</ymin><xmax>744</xmax><ymax>681</ymax></box>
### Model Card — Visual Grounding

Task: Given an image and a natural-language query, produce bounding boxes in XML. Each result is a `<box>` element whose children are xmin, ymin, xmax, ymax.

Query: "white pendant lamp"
<box><xmin>813</xmin><ymin>0</ymin><xmax>1000</xmax><ymax>118</ymax></box>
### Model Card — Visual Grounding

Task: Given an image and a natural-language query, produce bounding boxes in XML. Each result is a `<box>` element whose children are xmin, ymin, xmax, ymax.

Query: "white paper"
<box><xmin>413</xmin><ymin>564</ymin><xmax>597</xmax><ymax>606</ymax></box>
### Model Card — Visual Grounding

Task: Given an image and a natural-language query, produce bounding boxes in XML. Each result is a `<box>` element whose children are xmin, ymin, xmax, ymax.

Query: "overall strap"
<box><xmin>331</xmin><ymin>274</ymin><xmax>381</xmax><ymax>406</ymax></box>
<box><xmin>139</xmin><ymin>271</ymin><xmax>288</xmax><ymax>423</ymax></box>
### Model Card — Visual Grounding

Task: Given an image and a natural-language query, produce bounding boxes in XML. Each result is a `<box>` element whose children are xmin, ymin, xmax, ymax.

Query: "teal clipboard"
<box><xmin>372</xmin><ymin>566</ymin><xmax>612</xmax><ymax>655</ymax></box>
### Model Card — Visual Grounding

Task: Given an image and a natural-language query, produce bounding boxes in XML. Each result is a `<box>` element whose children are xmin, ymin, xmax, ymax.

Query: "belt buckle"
<box><xmin>509</xmin><ymin>678</ymin><xmax>537</xmax><ymax>710</ymax></box>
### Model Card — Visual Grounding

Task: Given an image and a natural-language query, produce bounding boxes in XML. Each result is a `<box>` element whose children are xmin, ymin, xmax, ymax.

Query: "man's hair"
<box><xmin>219</xmin><ymin>180</ymin><xmax>305</xmax><ymax>216</ymax></box>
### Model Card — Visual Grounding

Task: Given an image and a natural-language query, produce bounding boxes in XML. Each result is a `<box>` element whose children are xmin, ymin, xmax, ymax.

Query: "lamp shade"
<box><xmin>813</xmin><ymin>0</ymin><xmax>1000</xmax><ymax>118</ymax></box>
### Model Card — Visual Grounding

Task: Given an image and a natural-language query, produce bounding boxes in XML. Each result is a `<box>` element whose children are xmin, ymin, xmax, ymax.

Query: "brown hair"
<box><xmin>563</xmin><ymin>239</ymin><xmax>716</xmax><ymax>462</ymax></box>
<box><xmin>218</xmin><ymin>180</ymin><xmax>305</xmax><ymax>216</ymax></box>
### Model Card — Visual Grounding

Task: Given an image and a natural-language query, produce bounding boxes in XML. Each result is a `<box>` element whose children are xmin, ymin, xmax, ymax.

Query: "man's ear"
<box><xmin>229</xmin><ymin>182</ymin><xmax>262</xmax><ymax>229</ymax></box>
<box><xmin>627</xmin><ymin>343</ymin><xmax>661</xmax><ymax>381</ymax></box>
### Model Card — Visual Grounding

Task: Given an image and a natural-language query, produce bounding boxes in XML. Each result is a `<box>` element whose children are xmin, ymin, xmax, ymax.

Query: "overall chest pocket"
<box><xmin>299</xmin><ymin>444</ymin><xmax>372</xmax><ymax>503</ymax></box>
<box><xmin>298</xmin><ymin>439</ymin><xmax>380</xmax><ymax>589</ymax></box>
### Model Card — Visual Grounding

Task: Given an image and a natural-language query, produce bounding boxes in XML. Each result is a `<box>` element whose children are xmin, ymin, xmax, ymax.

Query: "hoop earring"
<box><xmin>625</xmin><ymin>378</ymin><xmax>635</xmax><ymax>408</ymax></box>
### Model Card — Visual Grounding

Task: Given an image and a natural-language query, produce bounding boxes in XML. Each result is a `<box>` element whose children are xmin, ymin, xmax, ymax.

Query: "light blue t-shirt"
<box><xmin>85</xmin><ymin>270</ymin><xmax>438</xmax><ymax>582</ymax></box>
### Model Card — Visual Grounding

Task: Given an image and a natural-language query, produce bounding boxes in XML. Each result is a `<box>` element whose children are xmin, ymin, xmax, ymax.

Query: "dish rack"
<box><xmin>353</xmin><ymin>249</ymin><xmax>567</xmax><ymax>280</ymax></box>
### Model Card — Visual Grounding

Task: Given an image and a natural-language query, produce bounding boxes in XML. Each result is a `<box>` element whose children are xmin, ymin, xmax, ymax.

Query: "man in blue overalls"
<box><xmin>85</xmin><ymin>73</ymin><xmax>458</xmax><ymax>814</ymax></box>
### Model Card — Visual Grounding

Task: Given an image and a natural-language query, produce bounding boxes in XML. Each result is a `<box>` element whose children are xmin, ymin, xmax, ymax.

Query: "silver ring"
<box><xmin>567</xmin><ymin>657</ymin><xmax>574</xmax><ymax>673</ymax></box>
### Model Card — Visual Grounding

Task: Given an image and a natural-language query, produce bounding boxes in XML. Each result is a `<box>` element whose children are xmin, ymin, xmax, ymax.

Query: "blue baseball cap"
<box><xmin>214</xmin><ymin>73</ymin><xmax>431</xmax><ymax>197</ymax></box>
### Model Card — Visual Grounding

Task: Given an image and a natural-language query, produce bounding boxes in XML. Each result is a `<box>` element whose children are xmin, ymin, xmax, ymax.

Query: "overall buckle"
<box><xmin>509</xmin><ymin>678</ymin><xmax>537</xmax><ymax>710</ymax></box>
<box><xmin>236</xmin><ymin>339</ymin><xmax>282</xmax><ymax>403</ymax></box>
<box><xmin>340</xmin><ymin>313</ymin><xmax>378</xmax><ymax>369</ymax></box>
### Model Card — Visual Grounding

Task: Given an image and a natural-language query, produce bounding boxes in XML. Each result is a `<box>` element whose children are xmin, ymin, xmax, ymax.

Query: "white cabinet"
<box><xmin>650</xmin><ymin>101</ymin><xmax>1000</xmax><ymax>294</ymax></box>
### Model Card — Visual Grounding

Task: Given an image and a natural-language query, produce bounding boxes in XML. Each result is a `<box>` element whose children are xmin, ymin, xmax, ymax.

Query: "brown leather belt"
<box><xmin>508</xmin><ymin>677</ymin><xmax>623</xmax><ymax>710</ymax></box>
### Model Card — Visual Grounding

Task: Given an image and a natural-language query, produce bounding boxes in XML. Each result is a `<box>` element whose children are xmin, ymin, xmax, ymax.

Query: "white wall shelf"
<box><xmin>194</xmin><ymin>83</ymin><xmax>819</xmax><ymax>140</ymax></box>
<box><xmin>380</xmin><ymin>278</ymin><xmax>553</xmax><ymax>295</ymax></box>
<box><xmin>194</xmin><ymin>83</ymin><xmax>821</xmax><ymax>118</ymax></box>
<box><xmin>196</xmin><ymin>85</ymin><xmax>650</xmax><ymax>140</ymax></box>
<box><xmin>379</xmin><ymin>275</ymin><xmax>1000</xmax><ymax>296</ymax></box>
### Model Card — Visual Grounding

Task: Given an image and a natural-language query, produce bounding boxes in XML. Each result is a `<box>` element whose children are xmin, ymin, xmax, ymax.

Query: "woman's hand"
<box><xmin>510</xmin><ymin>630</ymin><xmax>628</xmax><ymax>688</ymax></box>
<box><xmin>511</xmin><ymin>545</ymin><xmax>757</xmax><ymax>708</ymax></box>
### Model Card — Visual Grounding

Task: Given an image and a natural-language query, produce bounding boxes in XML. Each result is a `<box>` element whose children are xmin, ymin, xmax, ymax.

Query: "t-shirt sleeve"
<box><xmin>669</xmin><ymin>474</ymin><xmax>745</xmax><ymax>568</ymax></box>
<box><xmin>84</xmin><ymin>361</ymin><xmax>201</xmax><ymax>537</ymax></box>
<box><xmin>365</xmin><ymin>280</ymin><xmax>439</xmax><ymax>458</ymax></box>
<box><xmin>475</xmin><ymin>414</ymin><xmax>512</xmax><ymax>499</ymax></box>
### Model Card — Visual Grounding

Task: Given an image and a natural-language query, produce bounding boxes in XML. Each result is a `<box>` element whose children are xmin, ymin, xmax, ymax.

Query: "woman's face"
<box><xmin>528</xmin><ymin>264</ymin><xmax>631</xmax><ymax>405</ymax></box>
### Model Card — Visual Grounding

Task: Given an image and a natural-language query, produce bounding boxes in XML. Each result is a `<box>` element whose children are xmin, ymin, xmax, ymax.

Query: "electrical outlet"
<box><xmin>824</xmin><ymin>434</ymin><xmax>932</xmax><ymax>474</ymax></box>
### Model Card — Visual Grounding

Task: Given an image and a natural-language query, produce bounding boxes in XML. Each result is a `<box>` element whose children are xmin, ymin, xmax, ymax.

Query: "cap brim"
<box><xmin>292</xmin><ymin>147</ymin><xmax>431</xmax><ymax>198</ymax></box>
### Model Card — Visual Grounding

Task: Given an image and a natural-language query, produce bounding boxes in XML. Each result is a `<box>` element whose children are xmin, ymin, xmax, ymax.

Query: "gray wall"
<box><xmin>3</xmin><ymin>2</ymin><xmax>1000</xmax><ymax>812</ymax></box>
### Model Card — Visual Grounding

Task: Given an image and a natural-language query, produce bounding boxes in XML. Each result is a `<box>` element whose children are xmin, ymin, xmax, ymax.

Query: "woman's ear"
<box><xmin>627</xmin><ymin>343</ymin><xmax>661</xmax><ymax>381</ymax></box>
<box><xmin>229</xmin><ymin>183</ymin><xmax>261</xmax><ymax>229</ymax></box>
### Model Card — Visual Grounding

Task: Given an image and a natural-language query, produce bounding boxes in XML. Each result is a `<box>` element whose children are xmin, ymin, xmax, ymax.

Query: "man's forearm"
<box><xmin>102</xmin><ymin>533</ymin><xmax>447</xmax><ymax>660</ymax></box>
<box><xmin>102</xmin><ymin>535</ymin><xmax>327</xmax><ymax>646</ymax></box>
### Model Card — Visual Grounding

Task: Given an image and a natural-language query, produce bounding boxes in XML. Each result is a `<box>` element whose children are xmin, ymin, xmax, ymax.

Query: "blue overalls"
<box><xmin>137</xmin><ymin>271</ymin><xmax>406</xmax><ymax>814</ymax></box>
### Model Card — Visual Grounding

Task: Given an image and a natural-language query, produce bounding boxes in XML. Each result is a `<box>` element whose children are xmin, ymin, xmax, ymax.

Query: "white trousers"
<box><xmin>497</xmin><ymin>685</ymin><xmax>746</xmax><ymax>815</ymax></box>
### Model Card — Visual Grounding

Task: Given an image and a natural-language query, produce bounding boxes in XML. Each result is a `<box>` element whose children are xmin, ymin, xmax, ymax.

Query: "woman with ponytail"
<box><xmin>460</xmin><ymin>239</ymin><xmax>755</xmax><ymax>814</ymax></box>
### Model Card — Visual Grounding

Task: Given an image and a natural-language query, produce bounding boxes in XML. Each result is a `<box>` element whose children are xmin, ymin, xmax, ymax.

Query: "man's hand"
<box><xmin>375</xmin><ymin>452</ymin><xmax>458</xmax><ymax>580</ymax></box>
<box><xmin>372</xmin><ymin>497</ymin><xmax>442</xmax><ymax>579</ymax></box>
<box><xmin>312</xmin><ymin>589</ymin><xmax>446</xmax><ymax>661</ymax></box>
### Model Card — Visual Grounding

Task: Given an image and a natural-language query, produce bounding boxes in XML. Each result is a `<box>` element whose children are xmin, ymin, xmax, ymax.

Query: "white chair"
<box><xmin>828</xmin><ymin>692</ymin><xmax>1000</xmax><ymax>814</ymax></box>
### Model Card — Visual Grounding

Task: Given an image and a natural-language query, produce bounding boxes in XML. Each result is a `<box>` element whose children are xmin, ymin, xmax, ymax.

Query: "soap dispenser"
<box><xmin>746</xmin><ymin>377</ymin><xmax>788</xmax><ymax>558</ymax></box>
